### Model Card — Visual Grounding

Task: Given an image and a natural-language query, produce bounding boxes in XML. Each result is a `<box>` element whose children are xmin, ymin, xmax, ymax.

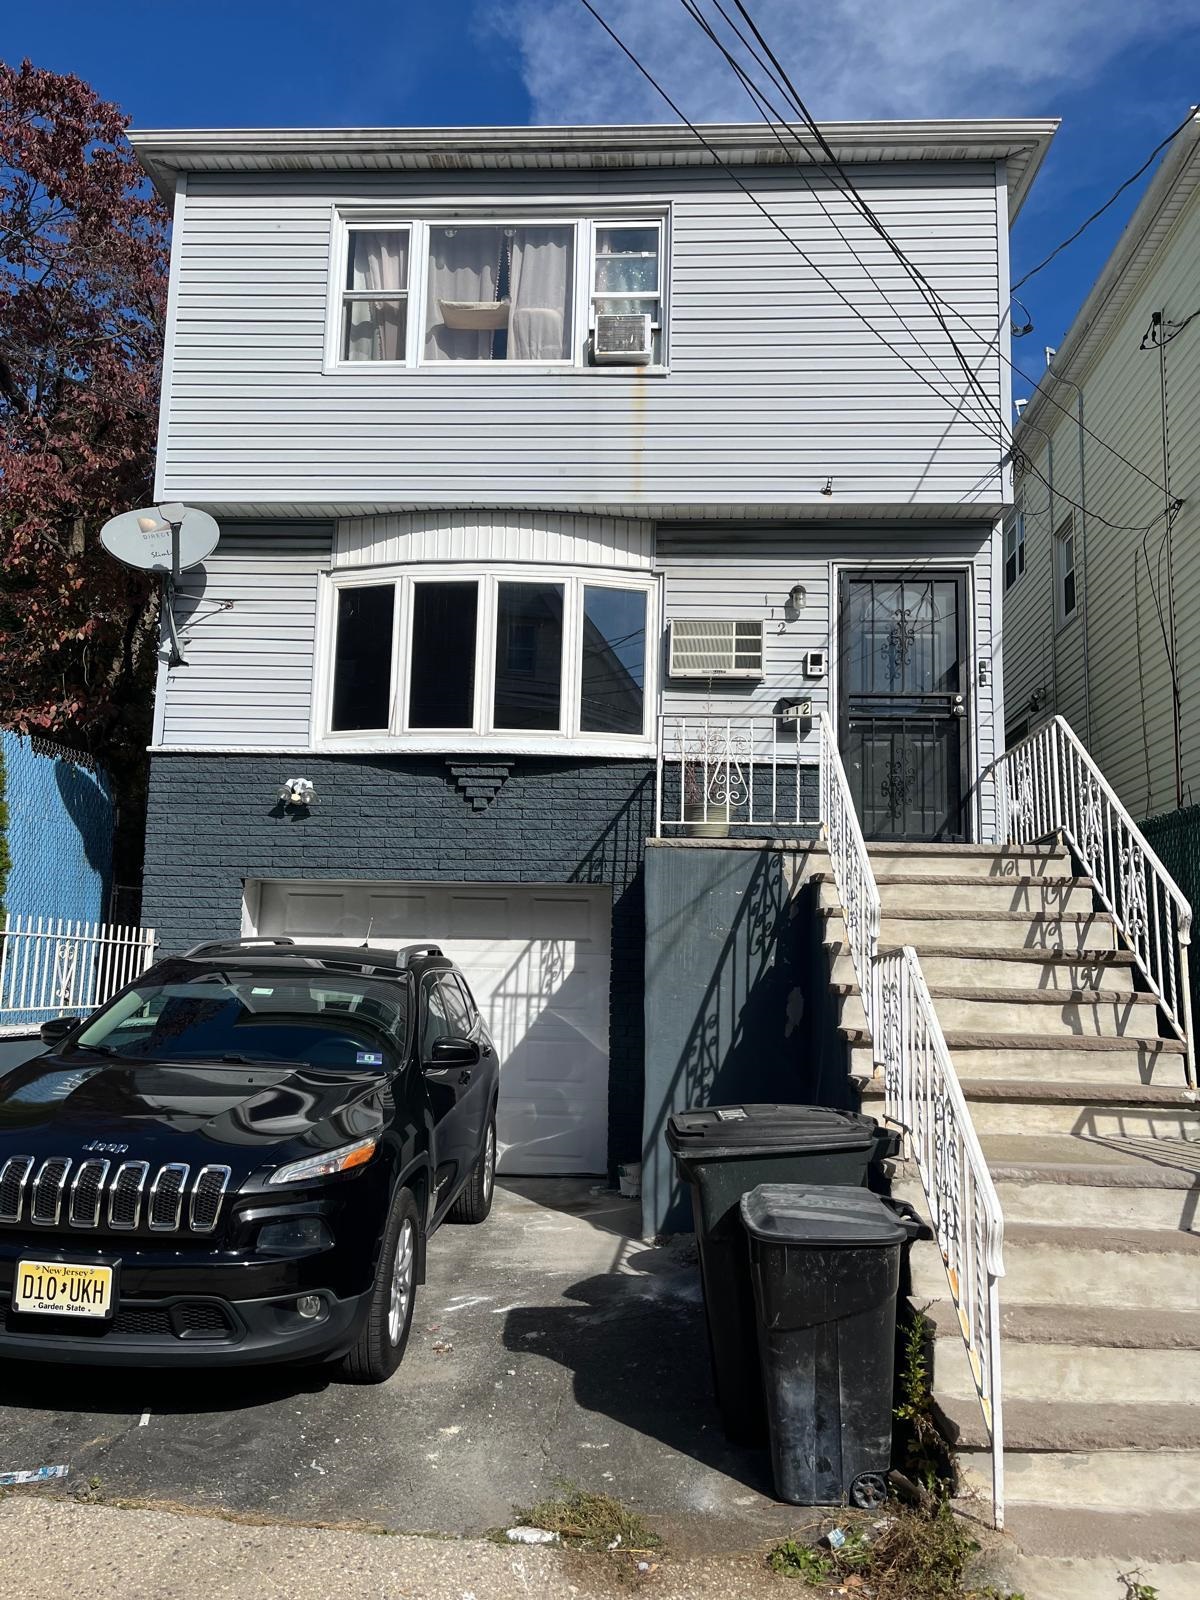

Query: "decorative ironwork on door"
<box><xmin>838</xmin><ymin>573</ymin><xmax>971</xmax><ymax>841</ymax></box>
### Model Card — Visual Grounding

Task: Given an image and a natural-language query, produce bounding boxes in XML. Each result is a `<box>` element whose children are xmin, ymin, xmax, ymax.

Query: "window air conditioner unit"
<box><xmin>593</xmin><ymin>312</ymin><xmax>653</xmax><ymax>366</ymax></box>
<box><xmin>668</xmin><ymin>619</ymin><xmax>765</xmax><ymax>679</ymax></box>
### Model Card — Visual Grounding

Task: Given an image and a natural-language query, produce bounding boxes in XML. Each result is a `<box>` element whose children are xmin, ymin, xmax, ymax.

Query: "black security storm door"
<box><xmin>837</xmin><ymin>572</ymin><xmax>971</xmax><ymax>842</ymax></box>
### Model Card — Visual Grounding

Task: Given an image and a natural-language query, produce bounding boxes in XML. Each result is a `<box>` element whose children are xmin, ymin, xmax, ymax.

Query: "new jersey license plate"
<box><xmin>14</xmin><ymin>1260</ymin><xmax>114</xmax><ymax>1320</ymax></box>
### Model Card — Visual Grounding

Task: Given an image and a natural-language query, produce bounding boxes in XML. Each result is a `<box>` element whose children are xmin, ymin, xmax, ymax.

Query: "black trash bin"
<box><xmin>665</xmin><ymin>1104</ymin><xmax>887</xmax><ymax>1443</ymax></box>
<box><xmin>740</xmin><ymin>1183</ymin><xmax>911</xmax><ymax>1507</ymax></box>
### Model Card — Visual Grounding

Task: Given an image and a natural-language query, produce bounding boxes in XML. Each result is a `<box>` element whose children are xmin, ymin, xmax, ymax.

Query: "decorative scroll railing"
<box><xmin>816</xmin><ymin>710</ymin><xmax>881</xmax><ymax>1011</ymax></box>
<box><xmin>991</xmin><ymin>716</ymin><xmax>1196</xmax><ymax>1088</ymax></box>
<box><xmin>0</xmin><ymin>916</ymin><xmax>157</xmax><ymax>1023</ymax></box>
<box><xmin>654</xmin><ymin>713</ymin><xmax>821</xmax><ymax>835</ymax></box>
<box><xmin>874</xmin><ymin>946</ymin><xmax>1006</xmax><ymax>1527</ymax></box>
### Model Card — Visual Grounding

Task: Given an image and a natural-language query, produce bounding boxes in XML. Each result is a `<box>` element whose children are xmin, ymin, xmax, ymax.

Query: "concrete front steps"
<box><xmin>818</xmin><ymin>838</ymin><xmax>1200</xmax><ymax>1597</ymax></box>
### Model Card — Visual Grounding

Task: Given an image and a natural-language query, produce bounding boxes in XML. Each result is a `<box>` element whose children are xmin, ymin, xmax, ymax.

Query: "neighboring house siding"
<box><xmin>160</xmin><ymin>523</ymin><xmax>333</xmax><ymax>748</ymax></box>
<box><xmin>140</xmin><ymin>752</ymin><xmax>654</xmax><ymax>1166</ymax></box>
<box><xmin>0</xmin><ymin>733</ymin><xmax>113</xmax><ymax>921</ymax></box>
<box><xmin>657</xmin><ymin>522</ymin><xmax>1000</xmax><ymax>838</ymax></box>
<box><xmin>160</xmin><ymin>164</ymin><xmax>1004</xmax><ymax>512</ymax></box>
<box><xmin>1005</xmin><ymin>180</ymin><xmax>1200</xmax><ymax>818</ymax></box>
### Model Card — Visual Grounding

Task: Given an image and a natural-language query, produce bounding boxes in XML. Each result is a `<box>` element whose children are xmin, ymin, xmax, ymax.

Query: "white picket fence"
<box><xmin>0</xmin><ymin>915</ymin><xmax>157</xmax><ymax>1022</ymax></box>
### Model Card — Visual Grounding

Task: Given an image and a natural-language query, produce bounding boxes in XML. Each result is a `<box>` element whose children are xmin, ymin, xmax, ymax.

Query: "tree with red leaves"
<box><xmin>0</xmin><ymin>59</ymin><xmax>169</xmax><ymax>757</ymax></box>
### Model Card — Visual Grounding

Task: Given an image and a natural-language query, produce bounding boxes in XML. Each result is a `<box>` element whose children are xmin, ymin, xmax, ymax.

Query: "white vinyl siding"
<box><xmin>156</xmin><ymin>524</ymin><xmax>332</xmax><ymax>748</ymax></box>
<box><xmin>656</xmin><ymin>522</ymin><xmax>1000</xmax><ymax>838</ymax></box>
<box><xmin>158</xmin><ymin>163</ymin><xmax>1005</xmax><ymax>514</ymax></box>
<box><xmin>1004</xmin><ymin>178</ymin><xmax>1200</xmax><ymax>819</ymax></box>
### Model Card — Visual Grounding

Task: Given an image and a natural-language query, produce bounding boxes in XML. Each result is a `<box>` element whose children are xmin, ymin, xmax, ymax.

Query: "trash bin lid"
<box><xmin>739</xmin><ymin>1183</ymin><xmax>909</xmax><ymax>1247</ymax></box>
<box><xmin>666</xmin><ymin>1104</ymin><xmax>877</xmax><ymax>1159</ymax></box>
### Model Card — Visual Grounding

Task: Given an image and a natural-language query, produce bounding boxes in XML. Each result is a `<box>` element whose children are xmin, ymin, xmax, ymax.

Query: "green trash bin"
<box><xmin>665</xmin><ymin>1104</ymin><xmax>889</xmax><ymax>1444</ymax></box>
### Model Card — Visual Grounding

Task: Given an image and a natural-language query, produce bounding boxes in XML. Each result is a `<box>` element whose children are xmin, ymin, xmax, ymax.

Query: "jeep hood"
<box><xmin>0</xmin><ymin>1054</ymin><xmax>388</xmax><ymax>1176</ymax></box>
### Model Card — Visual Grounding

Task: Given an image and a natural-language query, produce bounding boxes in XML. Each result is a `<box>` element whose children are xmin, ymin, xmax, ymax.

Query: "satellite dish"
<box><xmin>99</xmin><ymin>503</ymin><xmax>221</xmax><ymax>669</ymax></box>
<box><xmin>100</xmin><ymin>503</ymin><xmax>220</xmax><ymax>575</ymax></box>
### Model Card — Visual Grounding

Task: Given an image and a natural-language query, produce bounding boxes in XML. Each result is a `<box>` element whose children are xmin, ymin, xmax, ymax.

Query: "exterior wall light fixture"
<box><xmin>787</xmin><ymin>583</ymin><xmax>807</xmax><ymax>614</ymax></box>
<box><xmin>280</xmin><ymin>777</ymin><xmax>317</xmax><ymax>808</ymax></box>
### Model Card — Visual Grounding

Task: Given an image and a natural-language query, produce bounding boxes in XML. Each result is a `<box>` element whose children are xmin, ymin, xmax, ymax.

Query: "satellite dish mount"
<box><xmin>99</xmin><ymin>502</ymin><xmax>221</xmax><ymax>668</ymax></box>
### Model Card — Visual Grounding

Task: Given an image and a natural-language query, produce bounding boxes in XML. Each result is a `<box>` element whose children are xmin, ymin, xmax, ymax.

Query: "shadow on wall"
<box><xmin>53</xmin><ymin>759</ymin><xmax>114</xmax><ymax>883</ymax></box>
<box><xmin>488</xmin><ymin>941</ymin><xmax>609</xmax><ymax>1176</ymax></box>
<box><xmin>642</xmin><ymin>847</ymin><xmax>813</xmax><ymax>1233</ymax></box>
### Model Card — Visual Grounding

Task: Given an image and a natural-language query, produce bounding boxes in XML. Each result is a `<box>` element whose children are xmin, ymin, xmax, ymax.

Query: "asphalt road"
<box><xmin>0</xmin><ymin>1180</ymin><xmax>802</xmax><ymax>1556</ymax></box>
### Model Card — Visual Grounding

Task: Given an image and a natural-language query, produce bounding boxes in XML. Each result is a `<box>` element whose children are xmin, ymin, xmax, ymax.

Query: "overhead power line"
<box><xmin>684</xmin><ymin>0</ymin><xmax>1176</xmax><ymax>505</ymax></box>
<box><xmin>678</xmin><ymin>0</ymin><xmax>1007</xmax><ymax>445</ymax></box>
<box><xmin>576</xmin><ymin>0</ymin><xmax>1176</xmax><ymax>535</ymax></box>
<box><xmin>1013</xmin><ymin>104</ymin><xmax>1200</xmax><ymax>292</ymax></box>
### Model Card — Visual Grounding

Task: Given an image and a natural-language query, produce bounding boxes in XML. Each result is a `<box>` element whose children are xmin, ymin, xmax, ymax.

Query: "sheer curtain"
<box><xmin>509</xmin><ymin>227</ymin><xmax>572</xmax><ymax>360</ymax></box>
<box><xmin>345</xmin><ymin>230</ymin><xmax>408</xmax><ymax>362</ymax></box>
<box><xmin>424</xmin><ymin>227</ymin><xmax>501</xmax><ymax>361</ymax></box>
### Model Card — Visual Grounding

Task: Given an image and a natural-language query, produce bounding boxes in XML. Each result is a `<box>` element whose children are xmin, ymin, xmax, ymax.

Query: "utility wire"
<box><xmin>677</xmin><ymin>0</ymin><xmax>1004</xmax><ymax>444</ymax></box>
<box><xmin>1013</xmin><ymin>105</ymin><xmax>1200</xmax><ymax>291</ymax></box>
<box><xmin>707</xmin><ymin>0</ymin><xmax>1007</xmax><ymax>439</ymax></box>
<box><xmin>679</xmin><ymin>0</ymin><xmax>1006</xmax><ymax>444</ymax></box>
<box><xmin>577</xmin><ymin>0</ymin><xmax>1176</xmax><ymax>536</ymax></box>
<box><xmin>695</xmin><ymin>0</ymin><xmax>1176</xmax><ymax>504</ymax></box>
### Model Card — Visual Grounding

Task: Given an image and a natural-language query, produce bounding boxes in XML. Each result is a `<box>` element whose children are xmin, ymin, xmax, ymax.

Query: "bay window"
<box><xmin>329</xmin><ymin>212</ymin><xmax>668</xmax><ymax>369</ymax></box>
<box><xmin>322</xmin><ymin>568</ymin><xmax>655</xmax><ymax>749</ymax></box>
<box><xmin>330</xmin><ymin>585</ymin><xmax>395</xmax><ymax>731</ymax></box>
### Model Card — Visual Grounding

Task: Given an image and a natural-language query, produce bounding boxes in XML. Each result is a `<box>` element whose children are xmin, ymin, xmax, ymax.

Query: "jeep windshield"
<box><xmin>72</xmin><ymin>968</ymin><xmax>409</xmax><ymax>1068</ymax></box>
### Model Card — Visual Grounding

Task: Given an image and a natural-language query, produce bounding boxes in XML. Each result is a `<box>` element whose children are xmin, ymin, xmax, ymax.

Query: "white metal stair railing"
<box><xmin>0</xmin><ymin>915</ymin><xmax>157</xmax><ymax>1022</ymax></box>
<box><xmin>874</xmin><ymin>946</ymin><xmax>1007</xmax><ymax>1528</ymax></box>
<box><xmin>817</xmin><ymin>712</ymin><xmax>1006</xmax><ymax>1528</ymax></box>
<box><xmin>990</xmin><ymin>715</ymin><xmax>1196</xmax><ymax>1088</ymax></box>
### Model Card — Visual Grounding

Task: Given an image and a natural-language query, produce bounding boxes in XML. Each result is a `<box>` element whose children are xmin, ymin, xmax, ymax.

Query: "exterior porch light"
<box><xmin>786</xmin><ymin>583</ymin><xmax>807</xmax><ymax>617</ymax></box>
<box><xmin>279</xmin><ymin>777</ymin><xmax>317</xmax><ymax>808</ymax></box>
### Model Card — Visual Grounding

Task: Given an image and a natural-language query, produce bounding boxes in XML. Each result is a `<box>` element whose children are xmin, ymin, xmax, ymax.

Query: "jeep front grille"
<box><xmin>0</xmin><ymin>1156</ymin><xmax>232</xmax><ymax>1235</ymax></box>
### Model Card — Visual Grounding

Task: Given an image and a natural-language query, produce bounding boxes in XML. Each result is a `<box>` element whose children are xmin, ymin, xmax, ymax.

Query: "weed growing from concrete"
<box><xmin>1118</xmin><ymin>1573</ymin><xmax>1159</xmax><ymax>1600</ymax></box>
<box><xmin>511</xmin><ymin>1487</ymin><xmax>662</xmax><ymax>1557</ymax></box>
<box><xmin>766</xmin><ymin>1507</ymin><xmax>1021</xmax><ymax>1599</ymax></box>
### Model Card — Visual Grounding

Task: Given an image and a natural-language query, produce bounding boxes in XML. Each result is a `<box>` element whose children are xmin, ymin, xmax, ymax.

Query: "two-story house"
<box><xmin>128</xmin><ymin>120</ymin><xmax>1056</xmax><ymax>1184</ymax></box>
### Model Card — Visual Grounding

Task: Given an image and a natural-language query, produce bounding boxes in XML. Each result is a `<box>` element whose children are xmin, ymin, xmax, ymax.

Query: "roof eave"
<box><xmin>1017</xmin><ymin>110</ymin><xmax>1200</xmax><ymax>438</ymax></box>
<box><xmin>128</xmin><ymin>118</ymin><xmax>1058</xmax><ymax>218</ymax></box>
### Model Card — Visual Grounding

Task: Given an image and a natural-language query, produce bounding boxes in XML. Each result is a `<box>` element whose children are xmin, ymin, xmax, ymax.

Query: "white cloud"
<box><xmin>487</xmin><ymin>0</ymin><xmax>1188</xmax><ymax>124</ymax></box>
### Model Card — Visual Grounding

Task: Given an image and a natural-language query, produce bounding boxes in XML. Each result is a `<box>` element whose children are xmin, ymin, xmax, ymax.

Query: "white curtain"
<box><xmin>425</xmin><ymin>228</ymin><xmax>501</xmax><ymax>361</ymax></box>
<box><xmin>345</xmin><ymin>230</ymin><xmax>408</xmax><ymax>362</ymax></box>
<box><xmin>509</xmin><ymin>227</ymin><xmax>572</xmax><ymax>360</ymax></box>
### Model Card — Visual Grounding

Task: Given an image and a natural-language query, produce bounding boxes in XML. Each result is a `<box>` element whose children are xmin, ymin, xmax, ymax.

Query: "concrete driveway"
<box><xmin>0</xmin><ymin>1181</ymin><xmax>801</xmax><ymax>1555</ymax></box>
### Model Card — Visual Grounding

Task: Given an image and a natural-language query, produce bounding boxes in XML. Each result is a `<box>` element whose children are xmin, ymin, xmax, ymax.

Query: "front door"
<box><xmin>838</xmin><ymin>571</ymin><xmax>971</xmax><ymax>841</ymax></box>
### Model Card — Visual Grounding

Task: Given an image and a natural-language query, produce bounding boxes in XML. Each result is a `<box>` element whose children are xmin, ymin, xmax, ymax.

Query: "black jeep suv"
<box><xmin>0</xmin><ymin>938</ymin><xmax>499</xmax><ymax>1381</ymax></box>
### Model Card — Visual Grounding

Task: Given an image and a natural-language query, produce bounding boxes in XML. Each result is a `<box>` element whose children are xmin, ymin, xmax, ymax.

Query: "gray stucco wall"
<box><xmin>142</xmin><ymin>753</ymin><xmax>654</xmax><ymax>1167</ymax></box>
<box><xmin>642</xmin><ymin>843</ymin><xmax>822</xmax><ymax>1235</ymax></box>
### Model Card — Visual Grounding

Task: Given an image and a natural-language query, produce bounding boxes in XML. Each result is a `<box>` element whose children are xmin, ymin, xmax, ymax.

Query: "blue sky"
<box><xmin>4</xmin><ymin>0</ymin><xmax>1197</xmax><ymax>401</ymax></box>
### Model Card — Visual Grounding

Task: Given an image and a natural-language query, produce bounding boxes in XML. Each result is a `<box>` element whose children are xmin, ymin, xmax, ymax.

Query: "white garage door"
<box><xmin>249</xmin><ymin>880</ymin><xmax>611</xmax><ymax>1176</ymax></box>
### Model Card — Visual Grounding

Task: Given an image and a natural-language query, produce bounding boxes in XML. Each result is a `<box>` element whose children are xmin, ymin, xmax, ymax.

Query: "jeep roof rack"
<box><xmin>182</xmin><ymin>935</ymin><xmax>296</xmax><ymax>958</ymax></box>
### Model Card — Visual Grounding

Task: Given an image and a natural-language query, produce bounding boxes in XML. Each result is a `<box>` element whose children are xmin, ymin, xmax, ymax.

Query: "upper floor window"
<box><xmin>329</xmin><ymin>213</ymin><xmax>668</xmax><ymax>371</ymax></box>
<box><xmin>1054</xmin><ymin>512</ymin><xmax>1076</xmax><ymax>626</ymax></box>
<box><xmin>343</xmin><ymin>227</ymin><xmax>410</xmax><ymax>362</ymax></box>
<box><xmin>1004</xmin><ymin>510</ymin><xmax>1025</xmax><ymax>591</ymax></box>
<box><xmin>322</xmin><ymin>565</ymin><xmax>654</xmax><ymax>751</ymax></box>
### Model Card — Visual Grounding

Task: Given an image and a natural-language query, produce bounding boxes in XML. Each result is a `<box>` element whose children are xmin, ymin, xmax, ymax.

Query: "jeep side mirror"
<box><xmin>428</xmin><ymin>1036</ymin><xmax>480</xmax><ymax>1067</ymax></box>
<box><xmin>39</xmin><ymin>1016</ymin><xmax>78</xmax><ymax>1047</ymax></box>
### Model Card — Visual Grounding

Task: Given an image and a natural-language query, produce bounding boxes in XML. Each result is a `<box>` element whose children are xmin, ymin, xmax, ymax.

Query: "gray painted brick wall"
<box><xmin>142</xmin><ymin>753</ymin><xmax>655</xmax><ymax>1166</ymax></box>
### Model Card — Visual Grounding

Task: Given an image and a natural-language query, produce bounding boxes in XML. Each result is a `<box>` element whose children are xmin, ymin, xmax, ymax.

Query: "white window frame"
<box><xmin>587</xmin><ymin>217</ymin><xmax>667</xmax><ymax>348</ymax></box>
<box><xmin>313</xmin><ymin>563</ymin><xmax>659</xmax><ymax>756</ymax></box>
<box><xmin>1004</xmin><ymin>510</ymin><xmax>1026</xmax><ymax>591</ymax></box>
<box><xmin>337</xmin><ymin>221</ymin><xmax>413</xmax><ymax>367</ymax></box>
<box><xmin>1054</xmin><ymin>511</ymin><xmax>1077</xmax><ymax>628</ymax></box>
<box><xmin>324</xmin><ymin>206</ymin><xmax>670</xmax><ymax>375</ymax></box>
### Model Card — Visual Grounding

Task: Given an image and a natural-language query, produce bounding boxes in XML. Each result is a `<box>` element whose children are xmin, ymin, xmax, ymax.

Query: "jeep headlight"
<box><xmin>268</xmin><ymin>1136</ymin><xmax>378</xmax><ymax>1186</ymax></box>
